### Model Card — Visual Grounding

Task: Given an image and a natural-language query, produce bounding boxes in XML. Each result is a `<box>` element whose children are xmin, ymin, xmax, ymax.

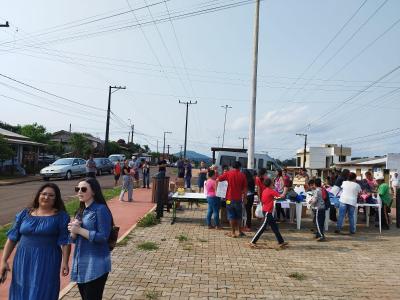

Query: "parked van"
<box><xmin>215</xmin><ymin>151</ymin><xmax>281</xmax><ymax>171</ymax></box>
<box><xmin>108</xmin><ymin>154</ymin><xmax>126</xmax><ymax>163</ymax></box>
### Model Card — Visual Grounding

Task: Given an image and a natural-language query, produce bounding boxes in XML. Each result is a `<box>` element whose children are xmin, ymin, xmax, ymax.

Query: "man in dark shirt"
<box><xmin>158</xmin><ymin>158</ymin><xmax>167</xmax><ymax>174</ymax></box>
<box><xmin>177</xmin><ymin>158</ymin><xmax>185</xmax><ymax>178</ymax></box>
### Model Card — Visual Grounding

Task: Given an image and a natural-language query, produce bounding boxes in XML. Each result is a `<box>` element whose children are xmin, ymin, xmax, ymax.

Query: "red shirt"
<box><xmin>261</xmin><ymin>187</ymin><xmax>281</xmax><ymax>213</ymax></box>
<box><xmin>218</xmin><ymin>169</ymin><xmax>247</xmax><ymax>201</ymax></box>
<box><xmin>255</xmin><ymin>176</ymin><xmax>266</xmax><ymax>196</ymax></box>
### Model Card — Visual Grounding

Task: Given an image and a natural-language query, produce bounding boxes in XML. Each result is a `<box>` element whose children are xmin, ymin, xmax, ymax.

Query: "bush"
<box><xmin>137</xmin><ymin>213</ymin><xmax>159</xmax><ymax>227</ymax></box>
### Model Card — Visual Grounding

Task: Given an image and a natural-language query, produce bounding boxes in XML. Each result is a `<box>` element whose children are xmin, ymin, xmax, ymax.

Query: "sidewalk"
<box><xmin>61</xmin><ymin>204</ymin><xmax>400</xmax><ymax>300</ymax></box>
<box><xmin>0</xmin><ymin>175</ymin><xmax>42</xmax><ymax>186</ymax></box>
<box><xmin>0</xmin><ymin>187</ymin><xmax>155</xmax><ymax>300</ymax></box>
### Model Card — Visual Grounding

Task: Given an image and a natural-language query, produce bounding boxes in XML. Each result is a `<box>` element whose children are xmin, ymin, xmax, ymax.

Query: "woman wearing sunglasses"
<box><xmin>68</xmin><ymin>177</ymin><xmax>113</xmax><ymax>300</ymax></box>
<box><xmin>0</xmin><ymin>183</ymin><xmax>71</xmax><ymax>299</ymax></box>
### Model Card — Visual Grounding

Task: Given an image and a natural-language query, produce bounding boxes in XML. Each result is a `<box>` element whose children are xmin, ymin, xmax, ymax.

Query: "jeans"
<box><xmin>142</xmin><ymin>171</ymin><xmax>150</xmax><ymax>188</ymax></box>
<box><xmin>206</xmin><ymin>196</ymin><xmax>221</xmax><ymax>226</ymax></box>
<box><xmin>185</xmin><ymin>176</ymin><xmax>192</xmax><ymax>189</ymax></box>
<box><xmin>77</xmin><ymin>272</ymin><xmax>108</xmax><ymax>300</ymax></box>
<box><xmin>120</xmin><ymin>175</ymin><xmax>133</xmax><ymax>201</ymax></box>
<box><xmin>336</xmin><ymin>203</ymin><xmax>356</xmax><ymax>233</ymax></box>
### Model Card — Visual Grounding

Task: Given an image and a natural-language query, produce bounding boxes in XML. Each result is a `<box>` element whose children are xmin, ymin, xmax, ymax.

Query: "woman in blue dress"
<box><xmin>68</xmin><ymin>177</ymin><xmax>113</xmax><ymax>300</ymax></box>
<box><xmin>0</xmin><ymin>183</ymin><xmax>71</xmax><ymax>300</ymax></box>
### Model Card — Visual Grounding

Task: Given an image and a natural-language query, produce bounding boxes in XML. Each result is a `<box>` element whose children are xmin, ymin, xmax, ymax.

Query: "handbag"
<box><xmin>108</xmin><ymin>224</ymin><xmax>120</xmax><ymax>251</ymax></box>
<box><xmin>255</xmin><ymin>202</ymin><xmax>264</xmax><ymax>218</ymax></box>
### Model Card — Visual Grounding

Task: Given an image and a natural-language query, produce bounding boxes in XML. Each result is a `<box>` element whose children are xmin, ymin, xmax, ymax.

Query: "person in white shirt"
<box><xmin>335</xmin><ymin>172</ymin><xmax>361</xmax><ymax>234</ymax></box>
<box><xmin>390</xmin><ymin>172</ymin><xmax>399</xmax><ymax>199</ymax></box>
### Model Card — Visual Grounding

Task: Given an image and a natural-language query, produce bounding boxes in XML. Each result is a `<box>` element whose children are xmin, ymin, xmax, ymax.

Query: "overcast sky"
<box><xmin>1</xmin><ymin>0</ymin><xmax>399</xmax><ymax>159</ymax></box>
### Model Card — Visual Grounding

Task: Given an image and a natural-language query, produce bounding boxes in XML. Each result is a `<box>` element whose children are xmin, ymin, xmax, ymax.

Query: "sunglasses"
<box><xmin>74</xmin><ymin>186</ymin><xmax>88</xmax><ymax>193</ymax></box>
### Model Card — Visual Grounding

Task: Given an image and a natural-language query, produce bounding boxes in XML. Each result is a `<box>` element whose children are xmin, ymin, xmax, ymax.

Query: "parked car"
<box><xmin>94</xmin><ymin>158</ymin><xmax>114</xmax><ymax>175</ymax></box>
<box><xmin>108</xmin><ymin>154</ymin><xmax>126</xmax><ymax>163</ymax></box>
<box><xmin>40</xmin><ymin>158</ymin><xmax>86</xmax><ymax>180</ymax></box>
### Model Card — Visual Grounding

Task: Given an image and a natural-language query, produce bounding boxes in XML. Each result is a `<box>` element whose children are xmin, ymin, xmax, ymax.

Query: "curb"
<box><xmin>58</xmin><ymin>204</ymin><xmax>156</xmax><ymax>300</ymax></box>
<box><xmin>0</xmin><ymin>177</ymin><xmax>42</xmax><ymax>186</ymax></box>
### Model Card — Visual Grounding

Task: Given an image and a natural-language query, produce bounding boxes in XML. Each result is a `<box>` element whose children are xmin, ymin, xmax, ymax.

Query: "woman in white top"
<box><xmin>335</xmin><ymin>172</ymin><xmax>361</xmax><ymax>234</ymax></box>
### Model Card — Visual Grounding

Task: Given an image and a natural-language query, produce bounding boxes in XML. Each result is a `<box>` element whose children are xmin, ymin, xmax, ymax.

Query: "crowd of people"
<box><xmin>0</xmin><ymin>178</ymin><xmax>114</xmax><ymax>300</ymax></box>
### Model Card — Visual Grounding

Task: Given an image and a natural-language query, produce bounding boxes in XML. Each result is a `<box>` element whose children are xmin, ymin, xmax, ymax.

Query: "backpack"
<box><xmin>321</xmin><ymin>187</ymin><xmax>331</xmax><ymax>210</ymax></box>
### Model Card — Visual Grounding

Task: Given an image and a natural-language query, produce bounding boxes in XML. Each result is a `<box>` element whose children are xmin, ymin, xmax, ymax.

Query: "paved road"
<box><xmin>0</xmin><ymin>175</ymin><xmax>115</xmax><ymax>225</ymax></box>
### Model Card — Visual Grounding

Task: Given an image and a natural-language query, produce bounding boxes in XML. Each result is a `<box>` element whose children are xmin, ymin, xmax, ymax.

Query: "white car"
<box><xmin>40</xmin><ymin>158</ymin><xmax>87</xmax><ymax>180</ymax></box>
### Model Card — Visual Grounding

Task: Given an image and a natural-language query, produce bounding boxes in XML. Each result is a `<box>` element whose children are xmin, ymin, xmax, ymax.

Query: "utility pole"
<box><xmin>167</xmin><ymin>145</ymin><xmax>170</xmax><ymax>158</ymax></box>
<box><xmin>104</xmin><ymin>85</ymin><xmax>126</xmax><ymax>155</ymax></box>
<box><xmin>131</xmin><ymin>124</ymin><xmax>135</xmax><ymax>143</ymax></box>
<box><xmin>69</xmin><ymin>123</ymin><xmax>71</xmax><ymax>133</ymax></box>
<box><xmin>296</xmin><ymin>133</ymin><xmax>308</xmax><ymax>169</ymax></box>
<box><xmin>248</xmin><ymin>0</ymin><xmax>260</xmax><ymax>170</ymax></box>
<box><xmin>221</xmin><ymin>104</ymin><xmax>232</xmax><ymax>148</ymax></box>
<box><xmin>179</xmin><ymin>100</ymin><xmax>197</xmax><ymax>159</ymax></box>
<box><xmin>0</xmin><ymin>21</ymin><xmax>9</xmax><ymax>27</ymax></box>
<box><xmin>239</xmin><ymin>137</ymin><xmax>248</xmax><ymax>149</ymax></box>
<box><xmin>163</xmin><ymin>131</ymin><xmax>172</xmax><ymax>158</ymax></box>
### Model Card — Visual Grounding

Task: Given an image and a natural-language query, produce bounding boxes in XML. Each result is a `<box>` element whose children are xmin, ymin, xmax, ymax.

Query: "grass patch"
<box><xmin>144</xmin><ymin>291</ymin><xmax>161</xmax><ymax>300</ymax></box>
<box><xmin>182</xmin><ymin>244</ymin><xmax>193</xmax><ymax>251</ymax></box>
<box><xmin>0</xmin><ymin>224</ymin><xmax>12</xmax><ymax>249</ymax></box>
<box><xmin>137</xmin><ymin>241</ymin><xmax>159</xmax><ymax>251</ymax></box>
<box><xmin>288</xmin><ymin>272</ymin><xmax>306</xmax><ymax>281</ymax></box>
<box><xmin>116</xmin><ymin>234</ymin><xmax>132</xmax><ymax>247</ymax></box>
<box><xmin>176</xmin><ymin>234</ymin><xmax>188</xmax><ymax>242</ymax></box>
<box><xmin>137</xmin><ymin>212</ymin><xmax>159</xmax><ymax>227</ymax></box>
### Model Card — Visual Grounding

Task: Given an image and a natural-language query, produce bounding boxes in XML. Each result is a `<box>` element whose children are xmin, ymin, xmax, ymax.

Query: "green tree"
<box><xmin>107</xmin><ymin>141</ymin><xmax>121</xmax><ymax>155</ymax></box>
<box><xmin>69</xmin><ymin>133</ymin><xmax>90</xmax><ymax>157</ymax></box>
<box><xmin>46</xmin><ymin>141</ymin><xmax>64</xmax><ymax>156</ymax></box>
<box><xmin>18</xmin><ymin>123</ymin><xmax>51</xmax><ymax>144</ymax></box>
<box><xmin>0</xmin><ymin>135</ymin><xmax>14</xmax><ymax>169</ymax></box>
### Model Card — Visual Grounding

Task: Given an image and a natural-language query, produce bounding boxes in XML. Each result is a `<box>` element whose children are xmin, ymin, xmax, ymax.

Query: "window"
<box><xmin>238</xmin><ymin>157</ymin><xmax>248</xmax><ymax>167</ymax></box>
<box><xmin>339</xmin><ymin>155</ymin><xmax>346</xmax><ymax>162</ymax></box>
<box><xmin>297</xmin><ymin>157</ymin><xmax>301</xmax><ymax>167</ymax></box>
<box><xmin>258</xmin><ymin>159</ymin><xmax>264</xmax><ymax>169</ymax></box>
<box><xmin>220</xmin><ymin>155</ymin><xmax>236</xmax><ymax>168</ymax></box>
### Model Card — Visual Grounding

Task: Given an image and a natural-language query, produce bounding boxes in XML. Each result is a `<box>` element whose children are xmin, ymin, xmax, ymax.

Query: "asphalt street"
<box><xmin>0</xmin><ymin>174</ymin><xmax>115</xmax><ymax>225</ymax></box>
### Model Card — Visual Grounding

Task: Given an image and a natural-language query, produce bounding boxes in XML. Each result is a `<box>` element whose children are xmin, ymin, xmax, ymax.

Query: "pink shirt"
<box><xmin>206</xmin><ymin>179</ymin><xmax>216</xmax><ymax>197</ymax></box>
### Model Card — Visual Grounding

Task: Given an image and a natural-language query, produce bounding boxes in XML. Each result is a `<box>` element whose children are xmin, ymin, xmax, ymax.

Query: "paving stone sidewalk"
<box><xmin>62</xmin><ymin>206</ymin><xmax>400</xmax><ymax>300</ymax></box>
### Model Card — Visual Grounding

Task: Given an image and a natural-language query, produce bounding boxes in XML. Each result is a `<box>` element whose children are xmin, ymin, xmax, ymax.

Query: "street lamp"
<box><xmin>163</xmin><ymin>131</ymin><xmax>172</xmax><ymax>158</ymax></box>
<box><xmin>221</xmin><ymin>105</ymin><xmax>232</xmax><ymax>148</ymax></box>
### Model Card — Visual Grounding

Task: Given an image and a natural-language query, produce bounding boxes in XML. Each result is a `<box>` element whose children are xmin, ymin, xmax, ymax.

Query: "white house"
<box><xmin>334</xmin><ymin>153</ymin><xmax>400</xmax><ymax>182</ymax></box>
<box><xmin>296</xmin><ymin>144</ymin><xmax>351</xmax><ymax>170</ymax></box>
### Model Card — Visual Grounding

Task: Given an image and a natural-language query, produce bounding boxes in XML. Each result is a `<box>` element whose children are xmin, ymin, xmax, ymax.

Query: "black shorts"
<box><xmin>114</xmin><ymin>174</ymin><xmax>120</xmax><ymax>181</ymax></box>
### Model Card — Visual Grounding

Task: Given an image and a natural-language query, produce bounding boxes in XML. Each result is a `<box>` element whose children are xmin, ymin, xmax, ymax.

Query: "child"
<box><xmin>308</xmin><ymin>178</ymin><xmax>326</xmax><ymax>241</ymax></box>
<box><xmin>249</xmin><ymin>178</ymin><xmax>288</xmax><ymax>248</ymax></box>
<box><xmin>205</xmin><ymin>170</ymin><xmax>221</xmax><ymax>229</ymax></box>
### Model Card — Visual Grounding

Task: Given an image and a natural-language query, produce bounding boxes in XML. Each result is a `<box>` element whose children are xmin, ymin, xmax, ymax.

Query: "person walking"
<box><xmin>249</xmin><ymin>178</ymin><xmax>288</xmax><ymax>249</ymax></box>
<box><xmin>68</xmin><ymin>178</ymin><xmax>113</xmax><ymax>300</ymax></box>
<box><xmin>0</xmin><ymin>183</ymin><xmax>71</xmax><ymax>299</ymax></box>
<box><xmin>308</xmin><ymin>178</ymin><xmax>326</xmax><ymax>241</ymax></box>
<box><xmin>86</xmin><ymin>155</ymin><xmax>97</xmax><ymax>178</ymax></box>
<box><xmin>217</xmin><ymin>161</ymin><xmax>247</xmax><ymax>238</ymax></box>
<box><xmin>142</xmin><ymin>159</ymin><xmax>150</xmax><ymax>189</ymax></box>
<box><xmin>335</xmin><ymin>172</ymin><xmax>361</xmax><ymax>234</ymax></box>
<box><xmin>113</xmin><ymin>159</ymin><xmax>122</xmax><ymax>187</ymax></box>
<box><xmin>205</xmin><ymin>170</ymin><xmax>221</xmax><ymax>229</ymax></box>
<box><xmin>119</xmin><ymin>160</ymin><xmax>133</xmax><ymax>202</ymax></box>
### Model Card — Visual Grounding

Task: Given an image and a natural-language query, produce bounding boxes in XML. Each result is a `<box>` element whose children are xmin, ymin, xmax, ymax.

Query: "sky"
<box><xmin>0</xmin><ymin>0</ymin><xmax>399</xmax><ymax>159</ymax></box>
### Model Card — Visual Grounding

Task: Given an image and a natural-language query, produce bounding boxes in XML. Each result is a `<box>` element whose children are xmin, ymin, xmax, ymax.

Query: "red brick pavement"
<box><xmin>0</xmin><ymin>187</ymin><xmax>154</xmax><ymax>300</ymax></box>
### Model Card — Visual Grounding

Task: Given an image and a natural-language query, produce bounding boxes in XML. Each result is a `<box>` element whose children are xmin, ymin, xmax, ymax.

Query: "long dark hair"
<box><xmin>76</xmin><ymin>177</ymin><xmax>114</xmax><ymax>225</ymax></box>
<box><xmin>242</xmin><ymin>168</ymin><xmax>255</xmax><ymax>192</ymax></box>
<box><xmin>30</xmin><ymin>183</ymin><xmax>66</xmax><ymax>212</ymax></box>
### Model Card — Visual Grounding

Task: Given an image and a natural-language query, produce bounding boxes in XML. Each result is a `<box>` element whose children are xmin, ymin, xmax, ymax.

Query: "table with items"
<box><xmin>170</xmin><ymin>192</ymin><xmax>207</xmax><ymax>224</ymax></box>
